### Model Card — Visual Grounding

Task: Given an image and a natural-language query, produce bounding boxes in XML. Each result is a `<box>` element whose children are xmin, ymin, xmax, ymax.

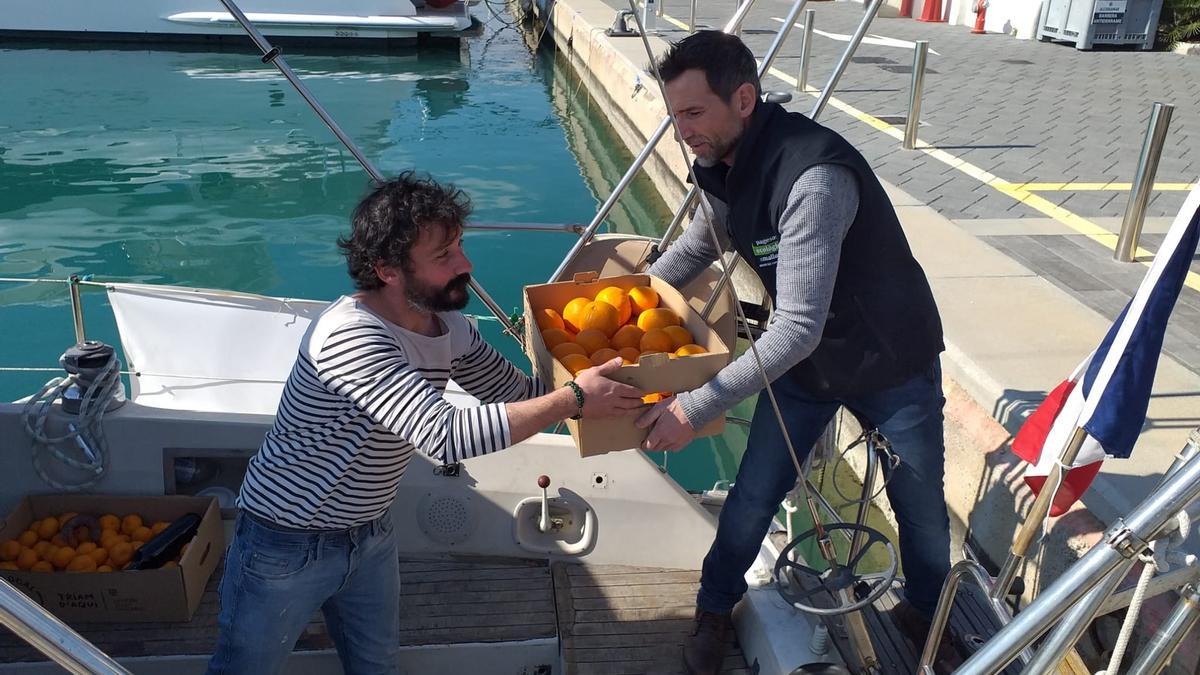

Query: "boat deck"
<box><xmin>0</xmin><ymin>556</ymin><xmax>750</xmax><ymax>674</ymax></box>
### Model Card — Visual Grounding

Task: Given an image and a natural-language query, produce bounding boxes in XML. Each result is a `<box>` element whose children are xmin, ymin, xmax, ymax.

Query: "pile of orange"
<box><xmin>0</xmin><ymin>512</ymin><xmax>187</xmax><ymax>574</ymax></box>
<box><xmin>537</xmin><ymin>283</ymin><xmax>710</xmax><ymax>378</ymax></box>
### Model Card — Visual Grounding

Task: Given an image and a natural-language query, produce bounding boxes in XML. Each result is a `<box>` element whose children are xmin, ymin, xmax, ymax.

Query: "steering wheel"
<box><xmin>774</xmin><ymin>522</ymin><xmax>898</xmax><ymax>616</ymax></box>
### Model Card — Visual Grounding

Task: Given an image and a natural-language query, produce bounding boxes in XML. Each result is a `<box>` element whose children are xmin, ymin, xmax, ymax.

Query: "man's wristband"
<box><xmin>564</xmin><ymin>381</ymin><xmax>585</xmax><ymax>420</ymax></box>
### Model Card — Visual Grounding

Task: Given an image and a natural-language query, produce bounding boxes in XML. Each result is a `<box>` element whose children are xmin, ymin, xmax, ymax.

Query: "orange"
<box><xmin>617</xmin><ymin>347</ymin><xmax>641</xmax><ymax>365</ymax></box>
<box><xmin>36</xmin><ymin>517</ymin><xmax>59</xmax><ymax>540</ymax></box>
<box><xmin>162</xmin><ymin>561</ymin><xmax>179</xmax><ymax>569</ymax></box>
<box><xmin>131</xmin><ymin>526</ymin><xmax>153</xmax><ymax>544</ymax></box>
<box><xmin>0</xmin><ymin>562</ymin><xmax>17</xmax><ymax>571</ymax></box>
<box><xmin>577</xmin><ymin>301</ymin><xmax>620</xmax><ymax>338</ymax></box>
<box><xmin>98</xmin><ymin>514</ymin><xmax>120</xmax><ymax>532</ymax></box>
<box><xmin>676</xmin><ymin>344</ymin><xmax>708</xmax><ymax>356</ymax></box>
<box><xmin>595</xmin><ymin>286</ymin><xmax>632</xmax><ymax>325</ymax></box>
<box><xmin>639</xmin><ymin>329</ymin><xmax>674</xmax><ymax>354</ymax></box>
<box><xmin>73</xmin><ymin>526</ymin><xmax>92</xmax><ymax>544</ymax></box>
<box><xmin>561</xmin><ymin>297</ymin><xmax>592</xmax><ymax>333</ymax></box>
<box><xmin>32</xmin><ymin>541</ymin><xmax>52</xmax><ymax>559</ymax></box>
<box><xmin>16</xmin><ymin>548</ymin><xmax>38</xmax><ymax>570</ymax></box>
<box><xmin>18</xmin><ymin>530</ymin><xmax>38</xmax><ymax>548</ymax></box>
<box><xmin>67</xmin><ymin>555</ymin><xmax>97</xmax><ymax>573</ymax></box>
<box><xmin>96</xmin><ymin>565</ymin><xmax>113</xmax><ymax>573</ymax></box>
<box><xmin>50</xmin><ymin>534</ymin><xmax>66</xmax><ymax>547</ymax></box>
<box><xmin>120</xmin><ymin>514</ymin><xmax>143</xmax><ymax>536</ymax></box>
<box><xmin>76</xmin><ymin>542</ymin><xmax>98</xmax><ymax>555</ymax></box>
<box><xmin>642</xmin><ymin>392</ymin><xmax>674</xmax><ymax>404</ymax></box>
<box><xmin>100</xmin><ymin>531</ymin><xmax>121</xmax><ymax>549</ymax></box>
<box><xmin>637</xmin><ymin>307</ymin><xmax>681</xmax><ymax>332</ymax></box>
<box><xmin>109</xmin><ymin>542</ymin><xmax>133</xmax><ymax>568</ymax></box>
<box><xmin>610</xmin><ymin>325</ymin><xmax>644</xmax><ymax>350</ymax></box>
<box><xmin>534</xmin><ymin>307</ymin><xmax>566</xmax><ymax>331</ymax></box>
<box><xmin>131</xmin><ymin>541</ymin><xmax>143</xmax><ymax>552</ymax></box>
<box><xmin>589</xmin><ymin>348</ymin><xmax>620</xmax><ymax>366</ymax></box>
<box><xmin>89</xmin><ymin>548</ymin><xmax>109</xmax><ymax>566</ymax></box>
<box><xmin>540</xmin><ymin>328</ymin><xmax>573</xmax><ymax>351</ymax></box>
<box><xmin>150</xmin><ymin>521</ymin><xmax>171</xmax><ymax>536</ymax></box>
<box><xmin>551</xmin><ymin>342</ymin><xmax>587</xmax><ymax>360</ymax></box>
<box><xmin>574</xmin><ymin>329</ymin><xmax>610</xmax><ymax>356</ymax></box>
<box><xmin>628</xmin><ymin>286</ymin><xmax>659</xmax><ymax>314</ymax></box>
<box><xmin>30</xmin><ymin>560</ymin><xmax>54</xmax><ymax>573</ymax></box>
<box><xmin>50</xmin><ymin>547</ymin><xmax>76</xmax><ymax>570</ymax></box>
<box><xmin>559</xmin><ymin>353</ymin><xmax>593</xmax><ymax>376</ymax></box>
<box><xmin>662</xmin><ymin>325</ymin><xmax>694</xmax><ymax>350</ymax></box>
<box><xmin>0</xmin><ymin>540</ymin><xmax>19</xmax><ymax>562</ymax></box>
<box><xmin>56</xmin><ymin>512</ymin><xmax>78</xmax><ymax>529</ymax></box>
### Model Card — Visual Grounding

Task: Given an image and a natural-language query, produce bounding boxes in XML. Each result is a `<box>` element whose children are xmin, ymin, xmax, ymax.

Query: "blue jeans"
<box><xmin>698</xmin><ymin>359</ymin><xmax>951</xmax><ymax>617</ymax></box>
<box><xmin>206</xmin><ymin>511</ymin><xmax>400</xmax><ymax>675</ymax></box>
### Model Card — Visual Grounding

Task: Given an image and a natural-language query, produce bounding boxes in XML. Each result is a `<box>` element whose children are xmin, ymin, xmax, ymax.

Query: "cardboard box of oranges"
<box><xmin>0</xmin><ymin>494</ymin><xmax>223</xmax><ymax>622</ymax></box>
<box><xmin>524</xmin><ymin>271</ymin><xmax>732</xmax><ymax>456</ymax></box>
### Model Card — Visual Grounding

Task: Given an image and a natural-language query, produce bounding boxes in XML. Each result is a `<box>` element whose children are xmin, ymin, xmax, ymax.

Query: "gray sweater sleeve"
<box><xmin>676</xmin><ymin>164</ymin><xmax>860</xmax><ymax>428</ymax></box>
<box><xmin>646</xmin><ymin>193</ymin><xmax>730</xmax><ymax>289</ymax></box>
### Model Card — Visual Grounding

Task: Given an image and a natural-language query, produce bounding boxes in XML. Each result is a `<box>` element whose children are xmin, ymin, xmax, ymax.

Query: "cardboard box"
<box><xmin>0</xmin><ymin>494</ymin><xmax>224</xmax><ymax>622</ymax></box>
<box><xmin>524</xmin><ymin>272</ymin><xmax>732</xmax><ymax>456</ymax></box>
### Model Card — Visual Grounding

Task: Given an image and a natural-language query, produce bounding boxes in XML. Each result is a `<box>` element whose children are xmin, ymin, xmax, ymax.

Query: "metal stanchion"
<box><xmin>797</xmin><ymin>9</ymin><xmax>814</xmax><ymax>93</ymax></box>
<box><xmin>689</xmin><ymin>0</ymin><xmax>697</xmax><ymax>31</ymax></box>
<box><xmin>68</xmin><ymin>275</ymin><xmax>86</xmax><ymax>343</ymax></box>
<box><xmin>1126</xmin><ymin>583</ymin><xmax>1200</xmax><ymax>675</ymax></box>
<box><xmin>903</xmin><ymin>40</ymin><xmax>929</xmax><ymax>150</ymax></box>
<box><xmin>810</xmin><ymin>0</ymin><xmax>884</xmax><ymax>120</ymax></box>
<box><xmin>1116</xmin><ymin>102</ymin><xmax>1175</xmax><ymax>262</ymax></box>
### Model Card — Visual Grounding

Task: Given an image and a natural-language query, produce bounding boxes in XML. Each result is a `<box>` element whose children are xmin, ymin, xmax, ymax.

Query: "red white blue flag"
<box><xmin>1012</xmin><ymin>184</ymin><xmax>1200</xmax><ymax>517</ymax></box>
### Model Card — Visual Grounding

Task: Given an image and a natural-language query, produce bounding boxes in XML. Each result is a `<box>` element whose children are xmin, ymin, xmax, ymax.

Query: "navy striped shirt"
<box><xmin>239</xmin><ymin>296</ymin><xmax>543</xmax><ymax>529</ymax></box>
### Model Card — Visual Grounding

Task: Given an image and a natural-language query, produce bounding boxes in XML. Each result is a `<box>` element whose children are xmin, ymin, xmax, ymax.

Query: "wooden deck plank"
<box><xmin>0</xmin><ymin>555</ymin><xmax>556</xmax><ymax>665</ymax></box>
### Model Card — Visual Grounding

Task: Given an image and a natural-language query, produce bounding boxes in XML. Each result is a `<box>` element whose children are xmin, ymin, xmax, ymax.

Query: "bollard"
<box><xmin>1116</xmin><ymin>102</ymin><xmax>1175</xmax><ymax>262</ymax></box>
<box><xmin>902</xmin><ymin>41</ymin><xmax>928</xmax><ymax>150</ymax></box>
<box><xmin>797</xmin><ymin>9</ymin><xmax>815</xmax><ymax>93</ymax></box>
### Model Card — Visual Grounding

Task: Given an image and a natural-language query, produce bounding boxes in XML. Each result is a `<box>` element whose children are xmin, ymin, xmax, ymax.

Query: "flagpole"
<box><xmin>991</xmin><ymin>427</ymin><xmax>1090</xmax><ymax>602</ymax></box>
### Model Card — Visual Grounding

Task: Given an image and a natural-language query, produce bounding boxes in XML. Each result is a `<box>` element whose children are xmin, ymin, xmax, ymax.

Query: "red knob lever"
<box><xmin>537</xmin><ymin>475</ymin><xmax>550</xmax><ymax>489</ymax></box>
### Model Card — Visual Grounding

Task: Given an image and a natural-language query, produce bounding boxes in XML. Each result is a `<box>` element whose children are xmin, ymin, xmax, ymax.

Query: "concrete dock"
<box><xmin>526</xmin><ymin>0</ymin><xmax>1200</xmax><ymax>668</ymax></box>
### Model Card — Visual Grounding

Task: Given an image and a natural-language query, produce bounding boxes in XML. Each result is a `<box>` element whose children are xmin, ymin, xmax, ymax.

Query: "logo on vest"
<box><xmin>751</xmin><ymin>236</ymin><xmax>779</xmax><ymax>266</ymax></box>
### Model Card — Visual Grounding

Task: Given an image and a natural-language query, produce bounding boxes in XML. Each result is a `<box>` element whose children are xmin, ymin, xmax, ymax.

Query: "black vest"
<box><xmin>693</xmin><ymin>102</ymin><xmax>944</xmax><ymax>398</ymax></box>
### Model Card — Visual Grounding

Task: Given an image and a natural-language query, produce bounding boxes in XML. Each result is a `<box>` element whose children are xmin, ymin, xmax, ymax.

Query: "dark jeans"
<box><xmin>206</xmin><ymin>511</ymin><xmax>400</xmax><ymax>675</ymax></box>
<box><xmin>697</xmin><ymin>359</ymin><xmax>951</xmax><ymax>617</ymax></box>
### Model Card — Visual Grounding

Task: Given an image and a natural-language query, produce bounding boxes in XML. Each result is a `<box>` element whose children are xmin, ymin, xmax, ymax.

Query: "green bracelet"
<box><xmin>564</xmin><ymin>380</ymin><xmax>584</xmax><ymax>420</ymax></box>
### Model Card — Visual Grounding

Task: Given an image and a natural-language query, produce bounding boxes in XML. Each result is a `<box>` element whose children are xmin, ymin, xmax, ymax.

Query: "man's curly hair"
<box><xmin>338</xmin><ymin>171</ymin><xmax>472</xmax><ymax>291</ymax></box>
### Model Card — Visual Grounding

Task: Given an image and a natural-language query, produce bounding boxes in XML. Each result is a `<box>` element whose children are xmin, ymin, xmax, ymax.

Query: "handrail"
<box><xmin>0</xmin><ymin>578</ymin><xmax>131</xmax><ymax>674</ymax></box>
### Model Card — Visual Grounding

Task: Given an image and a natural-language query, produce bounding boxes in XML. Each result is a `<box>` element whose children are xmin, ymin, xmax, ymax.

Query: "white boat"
<box><xmin>0</xmin><ymin>0</ymin><xmax>477</xmax><ymax>44</ymax></box>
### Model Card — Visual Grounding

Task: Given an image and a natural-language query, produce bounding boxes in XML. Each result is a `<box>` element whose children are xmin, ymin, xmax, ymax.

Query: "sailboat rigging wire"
<box><xmin>624</xmin><ymin>1</ymin><xmax>837</xmax><ymax>549</ymax></box>
<box><xmin>213</xmin><ymin>0</ymin><xmax>520</xmax><ymax>344</ymax></box>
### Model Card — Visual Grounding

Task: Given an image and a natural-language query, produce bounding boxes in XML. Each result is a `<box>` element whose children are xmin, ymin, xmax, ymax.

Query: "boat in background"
<box><xmin>0</xmin><ymin>0</ymin><xmax>479</xmax><ymax>44</ymax></box>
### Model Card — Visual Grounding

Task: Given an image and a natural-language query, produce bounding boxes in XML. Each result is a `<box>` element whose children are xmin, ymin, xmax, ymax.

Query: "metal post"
<box><xmin>848</xmin><ymin>434</ymin><xmax>880</xmax><ymax>562</ymax></box>
<box><xmin>1018</xmin><ymin>560</ymin><xmax>1138</xmax><ymax>674</ymax></box>
<box><xmin>1126</xmin><ymin>583</ymin><xmax>1200</xmax><ymax>675</ymax></box>
<box><xmin>0</xmin><ymin>578</ymin><xmax>131</xmax><ymax>674</ymax></box>
<box><xmin>1116</xmin><ymin>102</ymin><xmax>1175</xmax><ymax>262</ymax></box>
<box><xmin>689</xmin><ymin>0</ymin><xmax>697</xmax><ymax>31</ymax></box>
<box><xmin>955</xmin><ymin>449</ymin><xmax>1200</xmax><ymax>675</ymax></box>
<box><xmin>549</xmin><ymin>0</ymin><xmax>760</xmax><ymax>284</ymax></box>
<box><xmin>903</xmin><ymin>41</ymin><xmax>929</xmax><ymax>150</ymax></box>
<box><xmin>797</xmin><ymin>10</ymin><xmax>815</xmax><ymax>93</ymax></box>
<box><xmin>991</xmin><ymin>427</ymin><xmax>1090</xmax><ymax>602</ymax></box>
<box><xmin>810</xmin><ymin>0</ymin><xmax>884</xmax><ymax>120</ymax></box>
<box><xmin>919</xmin><ymin>560</ymin><xmax>997</xmax><ymax>674</ymax></box>
<box><xmin>68</xmin><ymin>274</ymin><xmax>86</xmax><ymax>344</ymax></box>
<box><xmin>700</xmin><ymin>257</ymin><xmax>739</xmax><ymax>320</ymax></box>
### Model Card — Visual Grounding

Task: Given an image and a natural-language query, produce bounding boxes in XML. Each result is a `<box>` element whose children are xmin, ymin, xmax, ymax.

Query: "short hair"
<box><xmin>655</xmin><ymin>31</ymin><xmax>762</xmax><ymax>100</ymax></box>
<box><xmin>338</xmin><ymin>172</ymin><xmax>472</xmax><ymax>291</ymax></box>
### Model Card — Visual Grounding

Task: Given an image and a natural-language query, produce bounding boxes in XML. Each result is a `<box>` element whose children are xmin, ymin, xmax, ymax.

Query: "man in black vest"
<box><xmin>636</xmin><ymin>31</ymin><xmax>953</xmax><ymax>674</ymax></box>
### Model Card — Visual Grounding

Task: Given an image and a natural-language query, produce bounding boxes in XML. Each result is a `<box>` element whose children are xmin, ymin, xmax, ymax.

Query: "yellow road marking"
<box><xmin>1005</xmin><ymin>182</ymin><xmax>1198</xmax><ymax>192</ymax></box>
<box><xmin>657</xmin><ymin>10</ymin><xmax>1200</xmax><ymax>291</ymax></box>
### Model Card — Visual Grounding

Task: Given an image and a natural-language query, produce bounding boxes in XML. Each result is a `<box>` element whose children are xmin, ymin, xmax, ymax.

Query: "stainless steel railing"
<box><xmin>0</xmin><ymin>578</ymin><xmax>131</xmax><ymax>674</ymax></box>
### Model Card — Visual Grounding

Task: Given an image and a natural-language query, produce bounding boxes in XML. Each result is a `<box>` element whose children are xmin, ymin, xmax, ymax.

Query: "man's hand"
<box><xmin>574</xmin><ymin>358</ymin><xmax>644</xmax><ymax>418</ymax></box>
<box><xmin>636</xmin><ymin>396</ymin><xmax>696</xmax><ymax>452</ymax></box>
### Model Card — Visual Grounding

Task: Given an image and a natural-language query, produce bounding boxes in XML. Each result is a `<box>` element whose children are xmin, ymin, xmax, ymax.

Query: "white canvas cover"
<box><xmin>108</xmin><ymin>284</ymin><xmax>328</xmax><ymax>415</ymax></box>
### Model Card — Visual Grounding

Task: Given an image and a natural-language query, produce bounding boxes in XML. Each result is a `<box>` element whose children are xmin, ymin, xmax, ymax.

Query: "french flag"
<box><xmin>1012</xmin><ymin>184</ymin><xmax>1200</xmax><ymax>517</ymax></box>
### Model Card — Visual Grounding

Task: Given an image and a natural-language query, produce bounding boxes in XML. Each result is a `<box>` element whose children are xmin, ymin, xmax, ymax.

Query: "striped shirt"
<box><xmin>239</xmin><ymin>295</ymin><xmax>543</xmax><ymax>529</ymax></box>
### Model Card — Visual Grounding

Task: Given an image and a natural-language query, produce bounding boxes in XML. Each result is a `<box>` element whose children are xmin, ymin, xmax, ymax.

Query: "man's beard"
<box><xmin>406</xmin><ymin>273</ymin><xmax>471</xmax><ymax>312</ymax></box>
<box><xmin>692</xmin><ymin>134</ymin><xmax>737</xmax><ymax>166</ymax></box>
